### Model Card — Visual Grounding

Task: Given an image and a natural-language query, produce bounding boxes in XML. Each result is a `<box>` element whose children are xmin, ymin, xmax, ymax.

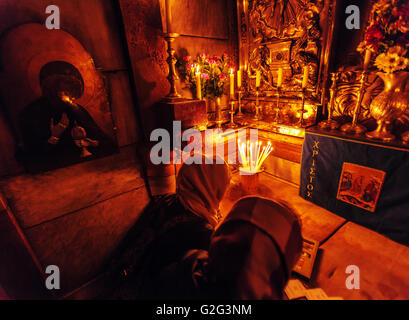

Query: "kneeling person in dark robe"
<box><xmin>105</xmin><ymin>155</ymin><xmax>231</xmax><ymax>299</ymax></box>
<box><xmin>157</xmin><ymin>196</ymin><xmax>303</xmax><ymax>300</ymax></box>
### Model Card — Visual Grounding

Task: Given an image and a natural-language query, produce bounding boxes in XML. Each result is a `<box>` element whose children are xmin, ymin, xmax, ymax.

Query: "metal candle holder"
<box><xmin>237</xmin><ymin>89</ymin><xmax>244</xmax><ymax>118</ymax></box>
<box><xmin>229</xmin><ymin>97</ymin><xmax>238</xmax><ymax>128</ymax></box>
<box><xmin>340</xmin><ymin>70</ymin><xmax>368</xmax><ymax>134</ymax></box>
<box><xmin>298</xmin><ymin>88</ymin><xmax>307</xmax><ymax>127</ymax></box>
<box><xmin>215</xmin><ymin>98</ymin><xmax>223</xmax><ymax>129</ymax></box>
<box><xmin>163</xmin><ymin>33</ymin><xmax>181</xmax><ymax>102</ymax></box>
<box><xmin>254</xmin><ymin>89</ymin><xmax>262</xmax><ymax>120</ymax></box>
<box><xmin>273</xmin><ymin>87</ymin><xmax>282</xmax><ymax>124</ymax></box>
<box><xmin>318</xmin><ymin>72</ymin><xmax>340</xmax><ymax>130</ymax></box>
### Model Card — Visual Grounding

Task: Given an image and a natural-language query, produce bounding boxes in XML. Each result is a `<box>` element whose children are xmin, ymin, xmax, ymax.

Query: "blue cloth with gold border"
<box><xmin>300</xmin><ymin>129</ymin><xmax>409</xmax><ymax>246</ymax></box>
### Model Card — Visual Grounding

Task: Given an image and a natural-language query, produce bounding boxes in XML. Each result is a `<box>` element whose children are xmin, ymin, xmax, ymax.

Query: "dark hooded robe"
<box><xmin>152</xmin><ymin>196</ymin><xmax>303</xmax><ymax>300</ymax></box>
<box><xmin>104</xmin><ymin>155</ymin><xmax>231</xmax><ymax>299</ymax></box>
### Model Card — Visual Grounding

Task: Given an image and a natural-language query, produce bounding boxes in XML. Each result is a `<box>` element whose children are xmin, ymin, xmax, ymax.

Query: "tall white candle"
<box><xmin>217</xmin><ymin>97</ymin><xmax>222</xmax><ymax>120</ymax></box>
<box><xmin>165</xmin><ymin>0</ymin><xmax>172</xmax><ymax>33</ymax></box>
<box><xmin>237</xmin><ymin>69</ymin><xmax>242</xmax><ymax>88</ymax></box>
<box><xmin>230</xmin><ymin>68</ymin><xmax>235</xmax><ymax>97</ymax></box>
<box><xmin>302</xmin><ymin>66</ymin><xmax>309</xmax><ymax>89</ymax></box>
<box><xmin>277</xmin><ymin>68</ymin><xmax>283</xmax><ymax>88</ymax></box>
<box><xmin>195</xmin><ymin>65</ymin><xmax>201</xmax><ymax>100</ymax></box>
<box><xmin>256</xmin><ymin>70</ymin><xmax>261</xmax><ymax>88</ymax></box>
<box><xmin>364</xmin><ymin>50</ymin><xmax>371</xmax><ymax>70</ymax></box>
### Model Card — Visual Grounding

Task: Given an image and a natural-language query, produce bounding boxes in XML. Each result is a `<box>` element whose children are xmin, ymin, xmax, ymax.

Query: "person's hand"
<box><xmin>48</xmin><ymin>113</ymin><xmax>69</xmax><ymax>144</ymax></box>
<box><xmin>50</xmin><ymin>113</ymin><xmax>69</xmax><ymax>137</ymax></box>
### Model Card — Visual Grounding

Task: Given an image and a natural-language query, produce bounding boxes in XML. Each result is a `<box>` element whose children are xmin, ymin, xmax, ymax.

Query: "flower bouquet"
<box><xmin>178</xmin><ymin>53</ymin><xmax>232</xmax><ymax>100</ymax></box>
<box><xmin>357</xmin><ymin>0</ymin><xmax>409</xmax><ymax>142</ymax></box>
<box><xmin>358</xmin><ymin>0</ymin><xmax>409</xmax><ymax>73</ymax></box>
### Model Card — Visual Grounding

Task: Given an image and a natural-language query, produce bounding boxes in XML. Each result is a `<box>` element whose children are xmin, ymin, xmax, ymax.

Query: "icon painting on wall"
<box><xmin>0</xmin><ymin>24</ymin><xmax>118</xmax><ymax>173</ymax></box>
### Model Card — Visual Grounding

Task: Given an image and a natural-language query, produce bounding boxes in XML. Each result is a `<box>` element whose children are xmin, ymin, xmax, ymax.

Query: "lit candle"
<box><xmin>195</xmin><ymin>65</ymin><xmax>201</xmax><ymax>100</ymax></box>
<box><xmin>277</xmin><ymin>68</ymin><xmax>283</xmax><ymax>88</ymax></box>
<box><xmin>256</xmin><ymin>70</ymin><xmax>261</xmax><ymax>88</ymax></box>
<box><xmin>302</xmin><ymin>66</ymin><xmax>309</xmax><ymax>89</ymax></box>
<box><xmin>237</xmin><ymin>68</ymin><xmax>242</xmax><ymax>88</ymax></box>
<box><xmin>165</xmin><ymin>0</ymin><xmax>172</xmax><ymax>33</ymax></box>
<box><xmin>230</xmin><ymin>68</ymin><xmax>235</xmax><ymax>97</ymax></box>
<box><xmin>217</xmin><ymin>97</ymin><xmax>222</xmax><ymax>119</ymax></box>
<box><xmin>364</xmin><ymin>50</ymin><xmax>371</xmax><ymax>70</ymax></box>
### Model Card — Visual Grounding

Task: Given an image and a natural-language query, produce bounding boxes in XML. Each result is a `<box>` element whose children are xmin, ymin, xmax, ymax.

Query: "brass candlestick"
<box><xmin>254</xmin><ymin>89</ymin><xmax>262</xmax><ymax>120</ymax></box>
<box><xmin>229</xmin><ymin>96</ymin><xmax>238</xmax><ymax>128</ymax></box>
<box><xmin>215</xmin><ymin>97</ymin><xmax>223</xmax><ymax>129</ymax></box>
<box><xmin>163</xmin><ymin>33</ymin><xmax>181</xmax><ymax>102</ymax></box>
<box><xmin>237</xmin><ymin>89</ymin><xmax>244</xmax><ymax>118</ymax></box>
<box><xmin>273</xmin><ymin>87</ymin><xmax>282</xmax><ymax>124</ymax></box>
<box><xmin>340</xmin><ymin>70</ymin><xmax>368</xmax><ymax>134</ymax></box>
<box><xmin>319</xmin><ymin>72</ymin><xmax>340</xmax><ymax>130</ymax></box>
<box><xmin>298</xmin><ymin>88</ymin><xmax>307</xmax><ymax>127</ymax></box>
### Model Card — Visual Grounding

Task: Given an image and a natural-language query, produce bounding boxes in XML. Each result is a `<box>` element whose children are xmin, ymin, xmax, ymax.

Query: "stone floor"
<box><xmin>220</xmin><ymin>171</ymin><xmax>409</xmax><ymax>300</ymax></box>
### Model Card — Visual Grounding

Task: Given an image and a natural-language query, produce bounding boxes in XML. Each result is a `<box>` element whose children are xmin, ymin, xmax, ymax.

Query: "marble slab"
<box><xmin>25</xmin><ymin>187</ymin><xmax>150</xmax><ymax>295</ymax></box>
<box><xmin>314</xmin><ymin>222</ymin><xmax>409</xmax><ymax>300</ymax></box>
<box><xmin>220</xmin><ymin>172</ymin><xmax>346</xmax><ymax>243</ymax></box>
<box><xmin>0</xmin><ymin>146</ymin><xmax>145</xmax><ymax>228</ymax></box>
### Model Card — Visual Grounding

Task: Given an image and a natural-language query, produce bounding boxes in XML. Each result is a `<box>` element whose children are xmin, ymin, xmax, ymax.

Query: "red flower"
<box><xmin>213</xmin><ymin>55</ymin><xmax>221</xmax><ymax>61</ymax></box>
<box><xmin>219</xmin><ymin>74</ymin><xmax>227</xmax><ymax>80</ymax></box>
<box><xmin>201</xmin><ymin>73</ymin><xmax>210</xmax><ymax>79</ymax></box>
<box><xmin>365</xmin><ymin>24</ymin><xmax>384</xmax><ymax>51</ymax></box>
<box><xmin>366</xmin><ymin>24</ymin><xmax>383</xmax><ymax>41</ymax></box>
<box><xmin>183</xmin><ymin>55</ymin><xmax>191</xmax><ymax>61</ymax></box>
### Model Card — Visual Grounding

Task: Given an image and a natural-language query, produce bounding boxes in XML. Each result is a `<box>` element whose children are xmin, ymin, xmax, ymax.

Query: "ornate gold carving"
<box><xmin>339</xmin><ymin>71</ymin><xmax>369</xmax><ymax>134</ymax></box>
<box><xmin>332</xmin><ymin>69</ymin><xmax>409</xmax><ymax>137</ymax></box>
<box><xmin>333</xmin><ymin>70</ymin><xmax>381</xmax><ymax>119</ymax></box>
<box><xmin>238</xmin><ymin>0</ymin><xmax>335</xmax><ymax>105</ymax></box>
<box><xmin>249</xmin><ymin>0</ymin><xmax>302</xmax><ymax>41</ymax></box>
<box><xmin>240</xmin><ymin>97</ymin><xmax>318</xmax><ymax>127</ymax></box>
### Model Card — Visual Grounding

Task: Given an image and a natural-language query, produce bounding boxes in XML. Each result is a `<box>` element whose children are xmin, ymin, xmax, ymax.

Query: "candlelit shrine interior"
<box><xmin>1</xmin><ymin>0</ymin><xmax>409</xmax><ymax>300</ymax></box>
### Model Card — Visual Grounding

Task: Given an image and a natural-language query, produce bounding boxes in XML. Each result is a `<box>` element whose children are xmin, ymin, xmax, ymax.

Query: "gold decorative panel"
<box><xmin>237</xmin><ymin>0</ymin><xmax>337</xmax><ymax>105</ymax></box>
